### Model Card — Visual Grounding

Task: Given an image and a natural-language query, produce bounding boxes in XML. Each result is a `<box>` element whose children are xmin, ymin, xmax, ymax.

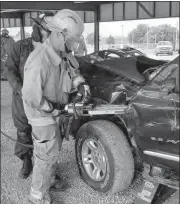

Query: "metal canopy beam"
<box><xmin>2</xmin><ymin>1</ymin><xmax>179</xmax><ymax>21</ymax></box>
<box><xmin>1</xmin><ymin>1</ymin><xmax>96</xmax><ymax>11</ymax></box>
<box><xmin>0</xmin><ymin>12</ymin><xmax>22</xmax><ymax>18</ymax></box>
<box><xmin>100</xmin><ymin>1</ymin><xmax>179</xmax><ymax>21</ymax></box>
<box><xmin>137</xmin><ymin>2</ymin><xmax>153</xmax><ymax>18</ymax></box>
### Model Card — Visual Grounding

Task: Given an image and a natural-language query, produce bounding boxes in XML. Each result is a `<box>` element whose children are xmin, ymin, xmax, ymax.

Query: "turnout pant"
<box><xmin>1</xmin><ymin>61</ymin><xmax>7</xmax><ymax>80</ymax></box>
<box><xmin>30</xmin><ymin>122</ymin><xmax>62</xmax><ymax>200</ymax></box>
<box><xmin>12</xmin><ymin>93</ymin><xmax>33</xmax><ymax>160</ymax></box>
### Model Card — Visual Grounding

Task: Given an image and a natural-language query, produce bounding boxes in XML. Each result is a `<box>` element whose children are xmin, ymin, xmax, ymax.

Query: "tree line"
<box><xmin>86</xmin><ymin>33</ymin><xmax>115</xmax><ymax>45</ymax></box>
<box><xmin>86</xmin><ymin>23</ymin><xmax>179</xmax><ymax>45</ymax></box>
<box><xmin>128</xmin><ymin>24</ymin><xmax>179</xmax><ymax>44</ymax></box>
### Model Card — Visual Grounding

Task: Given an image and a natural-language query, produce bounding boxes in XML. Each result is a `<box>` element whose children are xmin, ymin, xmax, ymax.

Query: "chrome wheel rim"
<box><xmin>81</xmin><ymin>138</ymin><xmax>107</xmax><ymax>181</ymax></box>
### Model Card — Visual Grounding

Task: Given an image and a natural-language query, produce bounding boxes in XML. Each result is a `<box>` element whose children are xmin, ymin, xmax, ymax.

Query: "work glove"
<box><xmin>50</xmin><ymin>103</ymin><xmax>65</xmax><ymax>117</ymax></box>
<box><xmin>74</xmin><ymin>83</ymin><xmax>91</xmax><ymax>104</ymax></box>
<box><xmin>40</xmin><ymin>102</ymin><xmax>65</xmax><ymax>118</ymax></box>
<box><xmin>59</xmin><ymin>114</ymin><xmax>73</xmax><ymax>141</ymax></box>
<box><xmin>51</xmin><ymin>103</ymin><xmax>65</xmax><ymax>111</ymax></box>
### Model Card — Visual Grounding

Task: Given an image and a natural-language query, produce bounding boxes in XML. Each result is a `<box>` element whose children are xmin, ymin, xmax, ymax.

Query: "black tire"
<box><xmin>75</xmin><ymin>120</ymin><xmax>134</xmax><ymax>194</ymax></box>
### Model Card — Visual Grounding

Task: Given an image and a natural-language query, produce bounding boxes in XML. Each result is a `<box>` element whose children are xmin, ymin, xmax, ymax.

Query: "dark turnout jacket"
<box><xmin>5</xmin><ymin>37</ymin><xmax>34</xmax><ymax>94</ymax></box>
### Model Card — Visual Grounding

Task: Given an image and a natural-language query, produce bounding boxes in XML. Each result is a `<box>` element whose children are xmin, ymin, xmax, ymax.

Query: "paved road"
<box><xmin>1</xmin><ymin>82</ymin><xmax>179</xmax><ymax>204</ymax></box>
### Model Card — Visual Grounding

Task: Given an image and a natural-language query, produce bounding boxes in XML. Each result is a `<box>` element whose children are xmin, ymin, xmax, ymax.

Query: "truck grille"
<box><xmin>160</xmin><ymin>47</ymin><xmax>170</xmax><ymax>50</ymax></box>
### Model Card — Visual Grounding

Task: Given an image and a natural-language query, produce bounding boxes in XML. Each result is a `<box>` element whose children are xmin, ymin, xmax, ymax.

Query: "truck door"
<box><xmin>132</xmin><ymin>59</ymin><xmax>179</xmax><ymax>171</ymax></box>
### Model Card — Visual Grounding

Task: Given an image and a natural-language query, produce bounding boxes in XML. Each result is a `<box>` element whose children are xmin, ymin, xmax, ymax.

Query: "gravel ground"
<box><xmin>1</xmin><ymin>81</ymin><xmax>179</xmax><ymax>204</ymax></box>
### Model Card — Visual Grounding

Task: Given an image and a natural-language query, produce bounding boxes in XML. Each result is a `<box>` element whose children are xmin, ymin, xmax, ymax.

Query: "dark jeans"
<box><xmin>12</xmin><ymin>92</ymin><xmax>33</xmax><ymax>160</ymax></box>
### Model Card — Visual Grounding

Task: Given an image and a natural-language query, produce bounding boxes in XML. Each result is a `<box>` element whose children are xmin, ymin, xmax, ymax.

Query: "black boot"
<box><xmin>18</xmin><ymin>155</ymin><xmax>33</xmax><ymax>179</ymax></box>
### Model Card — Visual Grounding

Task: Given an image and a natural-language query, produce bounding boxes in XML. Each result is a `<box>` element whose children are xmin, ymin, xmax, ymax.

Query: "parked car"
<box><xmin>155</xmin><ymin>41</ymin><xmax>174</xmax><ymax>56</ymax></box>
<box><xmin>71</xmin><ymin>56</ymin><xmax>179</xmax><ymax>195</ymax></box>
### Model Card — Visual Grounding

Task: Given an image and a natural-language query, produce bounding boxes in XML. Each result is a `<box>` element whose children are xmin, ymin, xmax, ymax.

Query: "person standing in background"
<box><xmin>74</xmin><ymin>37</ymin><xmax>88</xmax><ymax>56</ymax></box>
<box><xmin>1</xmin><ymin>28</ymin><xmax>15</xmax><ymax>80</ymax></box>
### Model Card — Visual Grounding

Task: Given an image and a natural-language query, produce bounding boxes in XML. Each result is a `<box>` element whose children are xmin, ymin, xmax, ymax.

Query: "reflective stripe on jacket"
<box><xmin>22</xmin><ymin>39</ymin><xmax>82</xmax><ymax>126</ymax></box>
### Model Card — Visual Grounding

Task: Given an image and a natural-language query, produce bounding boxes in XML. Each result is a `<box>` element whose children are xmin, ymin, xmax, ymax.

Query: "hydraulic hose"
<box><xmin>1</xmin><ymin>130</ymin><xmax>34</xmax><ymax>148</ymax></box>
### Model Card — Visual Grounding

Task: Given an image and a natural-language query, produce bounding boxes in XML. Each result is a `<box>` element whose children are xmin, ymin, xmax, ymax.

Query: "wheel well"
<box><xmin>73</xmin><ymin>115</ymin><xmax>132</xmax><ymax>148</ymax></box>
<box><xmin>74</xmin><ymin>116</ymin><xmax>142</xmax><ymax>168</ymax></box>
<box><xmin>109</xmin><ymin>116</ymin><xmax>133</xmax><ymax>148</ymax></box>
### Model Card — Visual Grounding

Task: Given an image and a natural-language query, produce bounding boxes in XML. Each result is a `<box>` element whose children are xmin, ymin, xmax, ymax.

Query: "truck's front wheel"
<box><xmin>75</xmin><ymin>120</ymin><xmax>134</xmax><ymax>194</ymax></box>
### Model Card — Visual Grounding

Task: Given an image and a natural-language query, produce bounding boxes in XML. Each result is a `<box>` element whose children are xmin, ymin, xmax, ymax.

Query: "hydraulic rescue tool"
<box><xmin>1</xmin><ymin>102</ymin><xmax>127</xmax><ymax>146</ymax></box>
<box><xmin>62</xmin><ymin>102</ymin><xmax>127</xmax><ymax>141</ymax></box>
<box><xmin>64</xmin><ymin>103</ymin><xmax>127</xmax><ymax>116</ymax></box>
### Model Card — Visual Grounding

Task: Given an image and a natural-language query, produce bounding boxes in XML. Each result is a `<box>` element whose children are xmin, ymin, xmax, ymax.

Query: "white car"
<box><xmin>155</xmin><ymin>41</ymin><xmax>173</xmax><ymax>56</ymax></box>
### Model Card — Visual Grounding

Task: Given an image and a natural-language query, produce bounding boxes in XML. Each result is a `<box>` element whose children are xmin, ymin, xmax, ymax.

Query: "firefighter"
<box><xmin>1</xmin><ymin>28</ymin><xmax>15</xmax><ymax>80</ymax></box>
<box><xmin>22</xmin><ymin>9</ymin><xmax>91</xmax><ymax>204</ymax></box>
<box><xmin>5</xmin><ymin>13</ymin><xmax>53</xmax><ymax>180</ymax></box>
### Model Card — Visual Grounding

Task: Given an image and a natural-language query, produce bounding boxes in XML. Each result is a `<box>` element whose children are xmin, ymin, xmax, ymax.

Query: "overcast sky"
<box><xmin>2</xmin><ymin>17</ymin><xmax>179</xmax><ymax>39</ymax></box>
<box><xmin>84</xmin><ymin>17</ymin><xmax>179</xmax><ymax>38</ymax></box>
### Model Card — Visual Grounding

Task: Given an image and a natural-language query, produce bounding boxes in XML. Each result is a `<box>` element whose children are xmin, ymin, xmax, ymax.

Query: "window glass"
<box><xmin>157</xmin><ymin>41</ymin><xmax>172</xmax><ymax>46</ymax></box>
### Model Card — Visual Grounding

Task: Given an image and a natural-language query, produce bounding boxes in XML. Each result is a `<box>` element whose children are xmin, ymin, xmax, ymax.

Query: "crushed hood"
<box><xmin>93</xmin><ymin>57</ymin><xmax>145</xmax><ymax>84</ymax></box>
<box><xmin>77</xmin><ymin>54</ymin><xmax>167</xmax><ymax>85</ymax></box>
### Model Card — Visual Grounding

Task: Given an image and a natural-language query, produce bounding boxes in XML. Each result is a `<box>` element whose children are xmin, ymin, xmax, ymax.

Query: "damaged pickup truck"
<box><xmin>71</xmin><ymin>55</ymin><xmax>179</xmax><ymax>196</ymax></box>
